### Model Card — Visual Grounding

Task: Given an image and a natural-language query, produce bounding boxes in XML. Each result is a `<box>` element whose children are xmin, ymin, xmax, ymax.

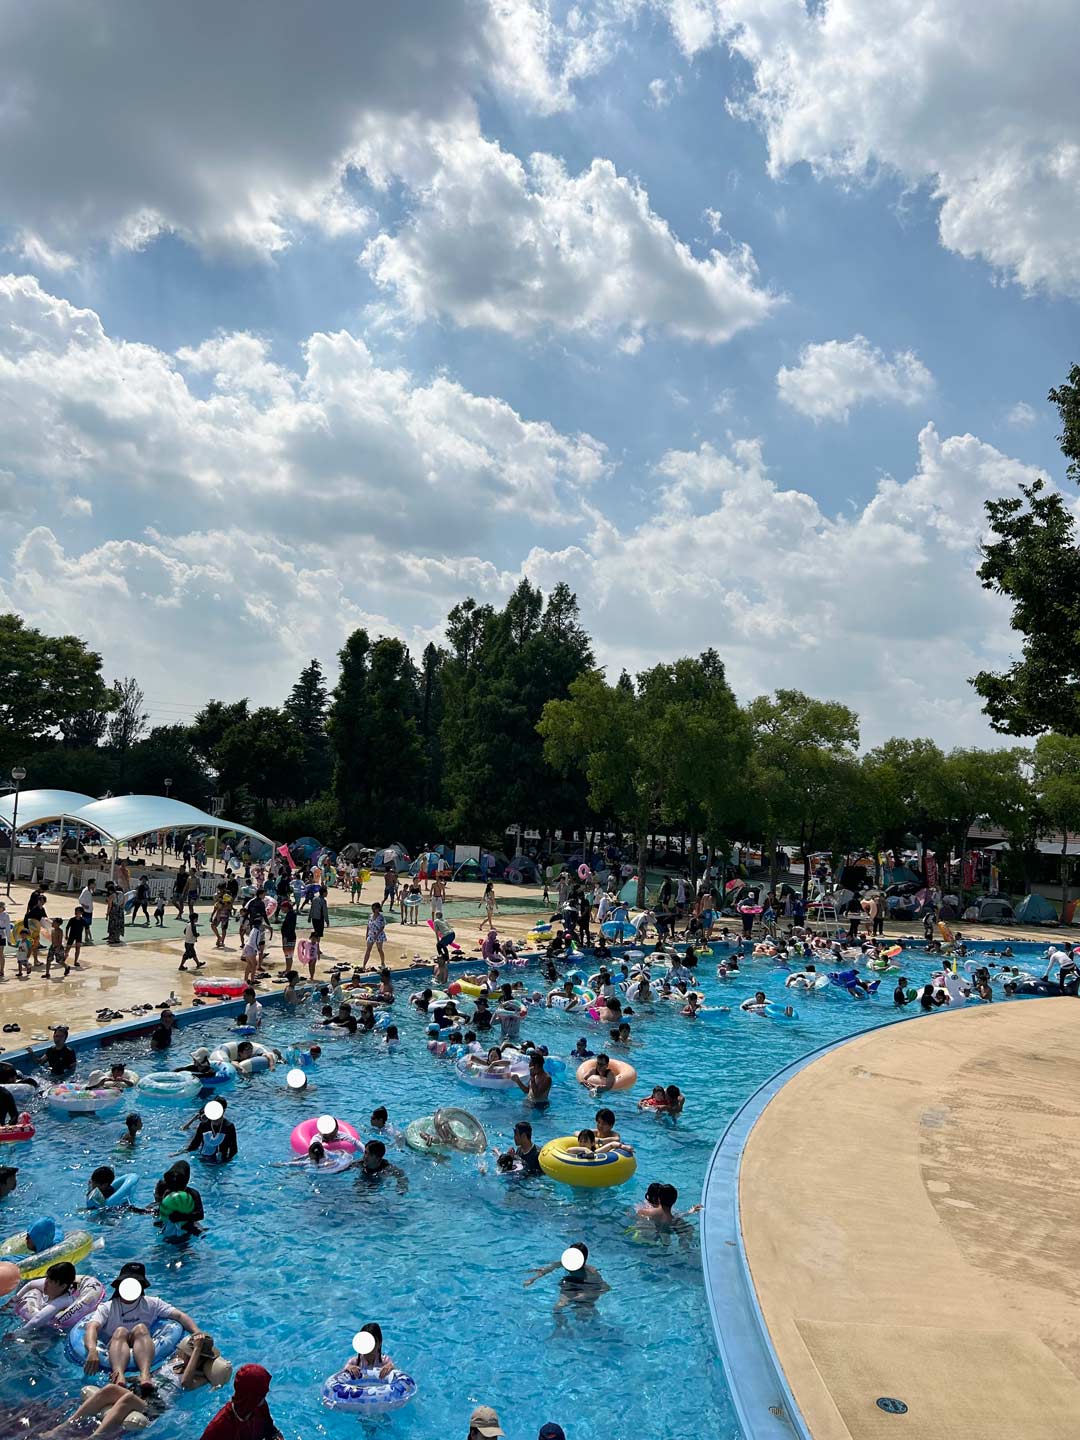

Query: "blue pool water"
<box><xmin>0</xmin><ymin>941</ymin><xmax>1052</xmax><ymax>1439</ymax></box>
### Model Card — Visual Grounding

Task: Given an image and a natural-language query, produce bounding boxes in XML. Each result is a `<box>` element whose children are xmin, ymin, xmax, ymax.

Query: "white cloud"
<box><xmin>362</xmin><ymin>123</ymin><xmax>777</xmax><ymax>345</ymax></box>
<box><xmin>650</xmin><ymin>0</ymin><xmax>1080</xmax><ymax>295</ymax></box>
<box><xmin>648</xmin><ymin>78</ymin><xmax>671</xmax><ymax>108</ymax></box>
<box><xmin>0</xmin><ymin>274</ymin><xmax>606</xmax><ymax>549</ymax></box>
<box><xmin>521</xmin><ymin>423</ymin><xmax>1045</xmax><ymax>745</ymax></box>
<box><xmin>1006</xmin><ymin>401</ymin><xmax>1037</xmax><ymax>428</ymax></box>
<box><xmin>0</xmin><ymin>1</ymin><xmax>588</xmax><ymax>260</ymax></box>
<box><xmin>777</xmin><ymin>335</ymin><xmax>933</xmax><ymax>422</ymax></box>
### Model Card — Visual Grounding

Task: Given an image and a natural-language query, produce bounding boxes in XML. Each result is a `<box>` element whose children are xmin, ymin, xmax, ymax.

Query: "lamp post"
<box><xmin>6</xmin><ymin>766</ymin><xmax>26</xmax><ymax>897</ymax></box>
<box><xmin>160</xmin><ymin>779</ymin><xmax>173</xmax><ymax>871</ymax></box>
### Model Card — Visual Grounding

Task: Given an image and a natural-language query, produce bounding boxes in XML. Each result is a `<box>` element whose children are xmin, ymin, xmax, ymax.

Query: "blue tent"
<box><xmin>1015</xmin><ymin>892</ymin><xmax>1059</xmax><ymax>924</ymax></box>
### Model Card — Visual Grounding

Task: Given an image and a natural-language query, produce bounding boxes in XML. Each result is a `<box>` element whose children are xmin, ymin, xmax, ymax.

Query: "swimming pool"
<box><xmin>0</xmin><ymin>941</ymin><xmax>1050</xmax><ymax>1440</ymax></box>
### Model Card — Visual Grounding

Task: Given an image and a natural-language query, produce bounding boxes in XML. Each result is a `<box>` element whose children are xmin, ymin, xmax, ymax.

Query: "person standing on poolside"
<box><xmin>362</xmin><ymin>903</ymin><xmax>387</xmax><ymax>971</ymax></box>
<box><xmin>79</xmin><ymin>880</ymin><xmax>96</xmax><ymax>945</ymax></box>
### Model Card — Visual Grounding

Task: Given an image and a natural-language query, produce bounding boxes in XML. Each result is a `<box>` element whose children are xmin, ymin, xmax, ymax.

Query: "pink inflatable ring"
<box><xmin>290</xmin><ymin>1116</ymin><xmax>361</xmax><ymax>1155</ymax></box>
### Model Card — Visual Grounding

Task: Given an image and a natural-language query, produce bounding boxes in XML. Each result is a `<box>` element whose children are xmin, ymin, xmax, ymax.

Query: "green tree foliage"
<box><xmin>539</xmin><ymin>652</ymin><xmax>747</xmax><ymax>906</ymax></box>
<box><xmin>746</xmin><ymin>690</ymin><xmax>861</xmax><ymax>891</ymax></box>
<box><xmin>126</xmin><ymin>725</ymin><xmax>209</xmax><ymax>807</ymax></box>
<box><xmin>1031</xmin><ymin>733</ymin><xmax>1080</xmax><ymax>906</ymax></box>
<box><xmin>0</xmin><ymin>614</ymin><xmax>114</xmax><ymax>765</ymax></box>
<box><xmin>973</xmin><ymin>366</ymin><xmax>1080</xmax><ymax>734</ymax></box>
<box><xmin>328</xmin><ymin>631</ymin><xmax>425</xmax><ymax>841</ymax></box>
<box><xmin>440</xmin><ymin>581</ymin><xmax>593</xmax><ymax>840</ymax></box>
<box><xmin>284</xmin><ymin>659</ymin><xmax>331</xmax><ymax>798</ymax></box>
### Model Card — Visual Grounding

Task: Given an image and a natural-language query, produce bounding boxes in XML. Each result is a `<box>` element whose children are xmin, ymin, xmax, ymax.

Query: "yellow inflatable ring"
<box><xmin>539</xmin><ymin>1136</ymin><xmax>637</xmax><ymax>1188</ymax></box>
<box><xmin>0</xmin><ymin>1228</ymin><xmax>93</xmax><ymax>1279</ymax></box>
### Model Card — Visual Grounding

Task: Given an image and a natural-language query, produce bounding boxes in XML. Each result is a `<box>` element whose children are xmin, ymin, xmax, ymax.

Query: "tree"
<box><xmin>539</xmin><ymin>653</ymin><xmax>747</xmax><ymax>907</ymax></box>
<box><xmin>0</xmin><ymin>615</ymin><xmax>114</xmax><ymax>764</ymax></box>
<box><xmin>746</xmin><ymin>690</ymin><xmax>860</xmax><ymax>894</ymax></box>
<box><xmin>328</xmin><ymin>631</ymin><xmax>425</xmax><ymax>841</ymax></box>
<box><xmin>106</xmin><ymin>677</ymin><xmax>148</xmax><ymax>763</ymax></box>
<box><xmin>127</xmin><ymin>725</ymin><xmax>209</xmax><ymax>807</ymax></box>
<box><xmin>284</xmin><ymin>659</ymin><xmax>331</xmax><ymax>800</ymax></box>
<box><xmin>440</xmin><ymin>581</ymin><xmax>593</xmax><ymax>840</ymax></box>
<box><xmin>973</xmin><ymin>367</ymin><xmax>1080</xmax><ymax>734</ymax></box>
<box><xmin>937</xmin><ymin>747</ymin><xmax>1027</xmax><ymax>902</ymax></box>
<box><xmin>1031</xmin><ymin>734</ymin><xmax>1080</xmax><ymax>909</ymax></box>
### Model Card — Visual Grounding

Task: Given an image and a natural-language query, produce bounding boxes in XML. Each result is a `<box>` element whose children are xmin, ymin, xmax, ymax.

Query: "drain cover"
<box><xmin>876</xmin><ymin>1398</ymin><xmax>908</xmax><ymax>1414</ymax></box>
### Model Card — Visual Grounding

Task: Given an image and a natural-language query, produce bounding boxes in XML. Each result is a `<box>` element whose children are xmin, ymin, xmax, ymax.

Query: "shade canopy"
<box><xmin>0</xmin><ymin>789</ymin><xmax>96</xmax><ymax>830</ymax></box>
<box><xmin>0</xmin><ymin>789</ymin><xmax>271</xmax><ymax>849</ymax></box>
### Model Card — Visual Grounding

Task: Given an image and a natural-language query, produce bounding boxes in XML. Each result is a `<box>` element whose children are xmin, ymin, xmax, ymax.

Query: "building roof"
<box><xmin>0</xmin><ymin>789</ymin><xmax>271</xmax><ymax>848</ymax></box>
<box><xmin>0</xmin><ymin>789</ymin><xmax>96</xmax><ymax>830</ymax></box>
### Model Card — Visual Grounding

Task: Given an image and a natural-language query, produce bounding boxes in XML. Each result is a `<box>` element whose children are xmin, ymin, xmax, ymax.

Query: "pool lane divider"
<box><xmin>700</xmin><ymin>1034</ymin><xmax>855</xmax><ymax>1440</ymax></box>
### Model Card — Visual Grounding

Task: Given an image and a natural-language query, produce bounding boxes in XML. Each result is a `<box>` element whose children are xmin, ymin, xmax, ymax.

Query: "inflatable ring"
<box><xmin>884</xmin><ymin>944</ymin><xmax>903</xmax><ymax>958</ymax></box>
<box><xmin>46</xmin><ymin>1086</ymin><xmax>124</xmax><ymax>1118</ymax></box>
<box><xmin>290</xmin><ymin>1116</ymin><xmax>360</xmax><ymax>1155</ymax></box>
<box><xmin>578</xmin><ymin>863</ymin><xmax>591</xmax><ymax>880</ymax></box>
<box><xmin>0</xmin><ymin>1112</ymin><xmax>34</xmax><ymax>1143</ymax></box>
<box><xmin>404</xmin><ymin>1106</ymin><xmax>486</xmax><ymax>1155</ymax></box>
<box><xmin>576</xmin><ymin>1058</ymin><xmax>636</xmax><ymax>1092</ymax></box>
<box><xmin>192</xmin><ymin>977</ymin><xmax>248</xmax><ymax>998</ymax></box>
<box><xmin>538</xmin><ymin>1136</ymin><xmax>637</xmax><ymax>1189</ymax></box>
<box><xmin>0</xmin><ymin>1082</ymin><xmax>36</xmax><ymax>1104</ymax></box>
<box><xmin>0</xmin><ymin>1227</ymin><xmax>93</xmax><ymax>1280</ymax></box>
<box><xmin>66</xmin><ymin>1316</ymin><xmax>183</xmax><ymax>1372</ymax></box>
<box><xmin>455</xmin><ymin>1055</ymin><xmax>526</xmax><ymax>1091</ymax></box>
<box><xmin>87</xmin><ymin>1173</ymin><xmax>139</xmax><ymax>1209</ymax></box>
<box><xmin>137</xmin><ymin>1072</ymin><xmax>201</xmax><ymax>1103</ymax></box>
<box><xmin>210</xmin><ymin>1041</ymin><xmax>277</xmax><ymax>1070</ymax></box>
<box><xmin>321</xmin><ymin>1368</ymin><xmax>417</xmax><ymax>1414</ymax></box>
<box><xmin>451</xmin><ymin>978</ymin><xmax>490</xmax><ymax>1000</ymax></box>
<box><xmin>13</xmin><ymin>1273</ymin><xmax>105</xmax><ymax>1331</ymax></box>
<box><xmin>764</xmin><ymin>1003</ymin><xmax>798</xmax><ymax>1023</ymax></box>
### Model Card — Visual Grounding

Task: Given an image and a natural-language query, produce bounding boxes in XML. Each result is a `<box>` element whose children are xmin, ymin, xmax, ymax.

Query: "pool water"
<box><xmin>0</xmin><ymin>942</ymin><xmax>1047</xmax><ymax>1440</ymax></box>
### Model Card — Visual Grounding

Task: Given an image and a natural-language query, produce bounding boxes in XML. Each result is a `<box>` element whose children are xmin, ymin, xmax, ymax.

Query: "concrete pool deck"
<box><xmin>736</xmin><ymin>998</ymin><xmax>1080</xmax><ymax>1438</ymax></box>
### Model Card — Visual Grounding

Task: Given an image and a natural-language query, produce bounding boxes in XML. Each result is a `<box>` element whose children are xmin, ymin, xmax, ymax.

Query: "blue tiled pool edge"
<box><xmin>700</xmin><ymin>1035</ymin><xmax>854</xmax><ymax>1440</ymax></box>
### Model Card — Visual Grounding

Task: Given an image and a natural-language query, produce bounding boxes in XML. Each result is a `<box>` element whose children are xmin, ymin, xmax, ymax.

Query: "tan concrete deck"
<box><xmin>740</xmin><ymin>999</ymin><xmax>1080</xmax><ymax>1438</ymax></box>
<box><xmin>0</xmin><ymin>878</ymin><xmax>543</xmax><ymax>1044</ymax></box>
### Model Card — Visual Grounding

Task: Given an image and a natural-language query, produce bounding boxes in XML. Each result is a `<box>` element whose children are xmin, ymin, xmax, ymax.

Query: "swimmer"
<box><xmin>636</xmin><ymin>1181</ymin><xmax>701</xmax><ymax>1226</ymax></box>
<box><xmin>571</xmin><ymin>1037</ymin><xmax>593</xmax><ymax>1060</ymax></box>
<box><xmin>594</xmin><ymin>1108</ymin><xmax>629</xmax><ymax>1150</ymax></box>
<box><xmin>354</xmin><ymin>1140</ymin><xmax>408</xmax><ymax>1193</ymax></box>
<box><xmin>411</xmin><ymin>988</ymin><xmax>434</xmax><ymax>1012</ymax></box>
<box><xmin>116</xmin><ymin>1113</ymin><xmax>143</xmax><ymax>1149</ymax></box>
<box><xmin>174</xmin><ymin>1048</ymin><xmax>216</xmax><ymax>1080</ymax></box>
<box><xmin>524</xmin><ymin>1243</ymin><xmax>610</xmax><ymax>1319</ymax></box>
<box><xmin>639</xmin><ymin>1085</ymin><xmax>668</xmax><ymax>1112</ymax></box>
<box><xmin>681</xmin><ymin>993</ymin><xmax>701</xmax><ymax>1018</ymax></box>
<box><xmin>893</xmin><ymin>976</ymin><xmax>913</xmax><ymax>1007</ymax></box>
<box><xmin>546</xmin><ymin>981</ymin><xmax>579</xmax><ymax>1011</ymax></box>
<box><xmin>241</xmin><ymin>987</ymin><xmax>263</xmax><ymax>1030</ymax></box>
<box><xmin>343</xmin><ymin>1322</ymin><xmax>396</xmax><ymax>1380</ymax></box>
<box><xmin>608</xmin><ymin>1022</ymin><xmax>632</xmax><ymax>1045</ymax></box>
<box><xmin>152</xmin><ymin>1163</ymin><xmax>204</xmax><ymax>1239</ymax></box>
<box><xmin>579</xmin><ymin>1053</ymin><xmax>617</xmax><ymax>1092</ymax></box>
<box><xmin>496</xmin><ymin>1120</ymin><xmax>544</xmax><ymax>1175</ymax></box>
<box><xmin>512</xmin><ymin>1051</ymin><xmax>552</xmax><ymax>1105</ymax></box>
<box><xmin>79</xmin><ymin>1262</ymin><xmax>200</xmax><ymax>1393</ymax></box>
<box><xmin>88</xmin><ymin>1062</ymin><xmax>137</xmax><ymax>1091</ymax></box>
<box><xmin>564</xmin><ymin>1127</ymin><xmax>626</xmax><ymax>1158</ymax></box>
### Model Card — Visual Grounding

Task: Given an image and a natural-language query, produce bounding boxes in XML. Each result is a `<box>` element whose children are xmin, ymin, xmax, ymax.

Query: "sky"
<box><xmin>0</xmin><ymin>0</ymin><xmax>1077</xmax><ymax>748</ymax></box>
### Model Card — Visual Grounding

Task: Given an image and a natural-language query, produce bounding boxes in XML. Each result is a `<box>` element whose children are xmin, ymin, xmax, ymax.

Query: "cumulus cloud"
<box><xmin>362</xmin><ymin>123</ymin><xmax>777</xmax><ymax>345</ymax></box>
<box><xmin>649</xmin><ymin>0</ymin><xmax>1080</xmax><ymax>295</ymax></box>
<box><xmin>0</xmin><ymin>1</ymin><xmax>591</xmax><ymax>260</ymax></box>
<box><xmin>777</xmin><ymin>335</ymin><xmax>933</xmax><ymax>422</ymax></box>
<box><xmin>521</xmin><ymin>423</ymin><xmax>1044</xmax><ymax>745</ymax></box>
<box><xmin>0</xmin><ymin>274</ymin><xmax>605</xmax><ymax>550</ymax></box>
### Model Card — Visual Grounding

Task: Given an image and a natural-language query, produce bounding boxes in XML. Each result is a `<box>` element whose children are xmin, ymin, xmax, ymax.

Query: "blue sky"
<box><xmin>0</xmin><ymin>0</ymin><xmax>1076</xmax><ymax>745</ymax></box>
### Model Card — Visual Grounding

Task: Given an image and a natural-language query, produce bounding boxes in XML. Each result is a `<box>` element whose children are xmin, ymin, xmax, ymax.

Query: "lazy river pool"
<box><xmin>0</xmin><ymin>940</ymin><xmax>1052</xmax><ymax>1440</ymax></box>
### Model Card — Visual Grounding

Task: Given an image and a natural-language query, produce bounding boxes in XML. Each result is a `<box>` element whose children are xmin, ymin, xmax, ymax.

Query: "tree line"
<box><xmin>2</xmin><ymin>364</ymin><xmax>1079</xmax><ymax>899</ymax></box>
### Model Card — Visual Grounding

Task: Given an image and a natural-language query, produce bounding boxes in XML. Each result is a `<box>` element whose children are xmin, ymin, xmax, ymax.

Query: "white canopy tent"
<box><xmin>0</xmin><ymin>789</ymin><xmax>273</xmax><ymax>884</ymax></box>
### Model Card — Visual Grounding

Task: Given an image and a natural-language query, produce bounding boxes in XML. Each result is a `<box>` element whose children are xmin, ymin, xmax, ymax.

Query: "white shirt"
<box><xmin>79</xmin><ymin>887</ymin><xmax>94</xmax><ymax>911</ymax></box>
<box><xmin>0</xmin><ymin>913</ymin><xmax>11</xmax><ymax>942</ymax></box>
<box><xmin>244</xmin><ymin>1000</ymin><xmax>263</xmax><ymax>1026</ymax></box>
<box><xmin>89</xmin><ymin>1292</ymin><xmax>177</xmax><ymax>1338</ymax></box>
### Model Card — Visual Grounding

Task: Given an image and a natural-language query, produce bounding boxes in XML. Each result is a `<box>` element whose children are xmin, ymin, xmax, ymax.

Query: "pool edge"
<box><xmin>700</xmin><ymin>1034</ymin><xmax>855</xmax><ymax>1440</ymax></box>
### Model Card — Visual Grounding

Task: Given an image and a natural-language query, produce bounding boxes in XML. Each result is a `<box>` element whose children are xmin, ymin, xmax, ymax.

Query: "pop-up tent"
<box><xmin>1015</xmin><ymin>893</ymin><xmax>1059</xmax><ymax>924</ymax></box>
<box><xmin>970</xmin><ymin>897</ymin><xmax>1015</xmax><ymax>922</ymax></box>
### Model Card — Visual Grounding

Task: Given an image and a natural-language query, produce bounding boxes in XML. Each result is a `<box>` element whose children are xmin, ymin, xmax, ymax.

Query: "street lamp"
<box><xmin>160</xmin><ymin>779</ymin><xmax>173</xmax><ymax>870</ymax></box>
<box><xmin>6</xmin><ymin>766</ymin><xmax>26</xmax><ymax>897</ymax></box>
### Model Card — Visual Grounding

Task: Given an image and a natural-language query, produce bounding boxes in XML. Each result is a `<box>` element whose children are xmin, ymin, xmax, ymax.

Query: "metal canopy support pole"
<box><xmin>110</xmin><ymin>841</ymin><xmax>117</xmax><ymax>884</ymax></box>
<box><xmin>54</xmin><ymin>815</ymin><xmax>65</xmax><ymax>885</ymax></box>
<box><xmin>211</xmin><ymin>828</ymin><xmax>218</xmax><ymax>877</ymax></box>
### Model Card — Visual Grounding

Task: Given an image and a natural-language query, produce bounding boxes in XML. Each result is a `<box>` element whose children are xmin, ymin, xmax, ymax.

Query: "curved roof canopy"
<box><xmin>0</xmin><ymin>789</ymin><xmax>271</xmax><ymax>848</ymax></box>
<box><xmin>0</xmin><ymin>789</ymin><xmax>96</xmax><ymax>830</ymax></box>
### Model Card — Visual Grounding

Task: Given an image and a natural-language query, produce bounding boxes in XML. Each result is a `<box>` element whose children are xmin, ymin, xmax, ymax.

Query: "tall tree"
<box><xmin>1031</xmin><ymin>734</ymin><xmax>1080</xmax><ymax>909</ymax></box>
<box><xmin>328</xmin><ymin>628</ymin><xmax>371</xmax><ymax>841</ymax></box>
<box><xmin>937</xmin><ymin>747</ymin><xmax>1027</xmax><ymax>901</ymax></box>
<box><xmin>284</xmin><ymin>659</ymin><xmax>331</xmax><ymax>799</ymax></box>
<box><xmin>973</xmin><ymin>366</ymin><xmax>1080</xmax><ymax>734</ymax></box>
<box><xmin>0</xmin><ymin>615</ymin><xmax>114</xmax><ymax>764</ymax></box>
<box><xmin>746</xmin><ymin>690</ymin><xmax>860</xmax><ymax>894</ymax></box>
<box><xmin>106</xmin><ymin>677</ymin><xmax>148</xmax><ymax>763</ymax></box>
